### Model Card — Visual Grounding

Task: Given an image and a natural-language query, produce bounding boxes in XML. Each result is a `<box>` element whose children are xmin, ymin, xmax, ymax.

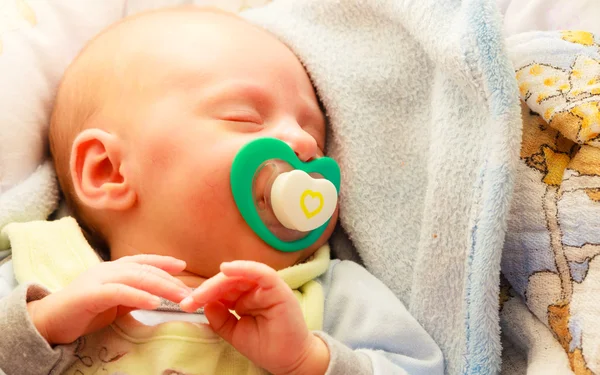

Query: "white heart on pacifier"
<box><xmin>270</xmin><ymin>170</ymin><xmax>338</xmax><ymax>232</ymax></box>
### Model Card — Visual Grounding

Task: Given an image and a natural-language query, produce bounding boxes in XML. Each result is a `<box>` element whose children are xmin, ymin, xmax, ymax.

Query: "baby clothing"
<box><xmin>0</xmin><ymin>217</ymin><xmax>443</xmax><ymax>375</ymax></box>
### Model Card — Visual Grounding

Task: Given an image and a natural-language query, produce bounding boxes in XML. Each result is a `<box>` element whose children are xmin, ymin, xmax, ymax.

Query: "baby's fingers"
<box><xmin>203</xmin><ymin>301</ymin><xmax>239</xmax><ymax>343</ymax></box>
<box><xmin>180</xmin><ymin>275</ymin><xmax>255</xmax><ymax>312</ymax></box>
<box><xmin>83</xmin><ymin>283</ymin><xmax>161</xmax><ymax>313</ymax></box>
<box><xmin>105</xmin><ymin>264</ymin><xmax>190</xmax><ymax>303</ymax></box>
<box><xmin>116</xmin><ymin>254</ymin><xmax>187</xmax><ymax>274</ymax></box>
<box><xmin>220</xmin><ymin>261</ymin><xmax>295</xmax><ymax>313</ymax></box>
<box><xmin>181</xmin><ymin>261</ymin><xmax>289</xmax><ymax>313</ymax></box>
<box><xmin>220</xmin><ymin>261</ymin><xmax>282</xmax><ymax>290</ymax></box>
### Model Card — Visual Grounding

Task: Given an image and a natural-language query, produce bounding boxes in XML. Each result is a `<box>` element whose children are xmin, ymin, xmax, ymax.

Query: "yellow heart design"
<box><xmin>300</xmin><ymin>190</ymin><xmax>324</xmax><ymax>219</ymax></box>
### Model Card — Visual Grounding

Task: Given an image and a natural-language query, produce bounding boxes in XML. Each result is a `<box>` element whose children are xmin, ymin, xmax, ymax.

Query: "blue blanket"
<box><xmin>244</xmin><ymin>1</ymin><xmax>522</xmax><ymax>374</ymax></box>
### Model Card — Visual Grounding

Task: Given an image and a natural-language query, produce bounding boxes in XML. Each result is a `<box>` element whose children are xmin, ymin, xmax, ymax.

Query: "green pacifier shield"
<box><xmin>231</xmin><ymin>138</ymin><xmax>341</xmax><ymax>252</ymax></box>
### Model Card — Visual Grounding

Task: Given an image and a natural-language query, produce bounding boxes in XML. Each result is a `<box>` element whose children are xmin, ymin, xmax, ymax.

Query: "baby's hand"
<box><xmin>27</xmin><ymin>254</ymin><xmax>191</xmax><ymax>345</ymax></box>
<box><xmin>180</xmin><ymin>261</ymin><xmax>330</xmax><ymax>375</ymax></box>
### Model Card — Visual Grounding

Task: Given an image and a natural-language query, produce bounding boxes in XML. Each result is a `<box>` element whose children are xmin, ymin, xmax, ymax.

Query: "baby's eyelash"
<box><xmin>222</xmin><ymin>118</ymin><xmax>264</xmax><ymax>133</ymax></box>
<box><xmin>221</xmin><ymin>110</ymin><xmax>263</xmax><ymax>124</ymax></box>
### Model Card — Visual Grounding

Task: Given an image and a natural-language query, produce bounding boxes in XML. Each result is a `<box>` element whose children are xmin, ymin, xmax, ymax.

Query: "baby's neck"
<box><xmin>108</xmin><ymin>239</ymin><xmax>208</xmax><ymax>288</ymax></box>
<box><xmin>175</xmin><ymin>271</ymin><xmax>207</xmax><ymax>288</ymax></box>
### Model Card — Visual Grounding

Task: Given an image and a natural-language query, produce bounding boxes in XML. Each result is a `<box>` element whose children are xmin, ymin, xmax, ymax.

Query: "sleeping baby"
<box><xmin>0</xmin><ymin>7</ymin><xmax>443</xmax><ymax>375</ymax></box>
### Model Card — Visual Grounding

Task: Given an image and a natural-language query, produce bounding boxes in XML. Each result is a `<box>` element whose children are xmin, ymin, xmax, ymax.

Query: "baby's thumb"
<box><xmin>116</xmin><ymin>306</ymin><xmax>136</xmax><ymax>317</ymax></box>
<box><xmin>204</xmin><ymin>301</ymin><xmax>237</xmax><ymax>343</ymax></box>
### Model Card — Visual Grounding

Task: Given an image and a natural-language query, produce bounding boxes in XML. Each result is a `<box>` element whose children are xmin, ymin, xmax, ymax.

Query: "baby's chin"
<box><xmin>247</xmin><ymin>232</ymin><xmax>327</xmax><ymax>271</ymax></box>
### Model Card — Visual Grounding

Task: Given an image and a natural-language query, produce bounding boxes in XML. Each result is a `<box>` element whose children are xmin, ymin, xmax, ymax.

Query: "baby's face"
<box><xmin>119</xmin><ymin>12</ymin><xmax>337</xmax><ymax>278</ymax></box>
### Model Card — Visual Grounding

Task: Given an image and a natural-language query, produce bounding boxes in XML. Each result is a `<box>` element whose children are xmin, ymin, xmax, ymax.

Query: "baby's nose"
<box><xmin>275</xmin><ymin>124</ymin><xmax>319</xmax><ymax>162</ymax></box>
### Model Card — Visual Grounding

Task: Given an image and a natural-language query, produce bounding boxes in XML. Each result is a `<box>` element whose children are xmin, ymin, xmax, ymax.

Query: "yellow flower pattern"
<box><xmin>517</xmin><ymin>53</ymin><xmax>600</xmax><ymax>145</ymax></box>
<box><xmin>562</xmin><ymin>31</ymin><xmax>596</xmax><ymax>47</ymax></box>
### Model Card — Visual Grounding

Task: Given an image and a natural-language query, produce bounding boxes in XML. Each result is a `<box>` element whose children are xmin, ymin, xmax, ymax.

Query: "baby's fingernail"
<box><xmin>220</xmin><ymin>262</ymin><xmax>231</xmax><ymax>270</ymax></box>
<box><xmin>181</xmin><ymin>296</ymin><xmax>194</xmax><ymax>307</ymax></box>
<box><xmin>149</xmin><ymin>296</ymin><xmax>161</xmax><ymax>308</ymax></box>
<box><xmin>178</xmin><ymin>288</ymin><xmax>191</xmax><ymax>299</ymax></box>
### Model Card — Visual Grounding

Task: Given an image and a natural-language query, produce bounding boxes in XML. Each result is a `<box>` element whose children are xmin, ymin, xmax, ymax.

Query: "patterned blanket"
<box><xmin>502</xmin><ymin>30</ymin><xmax>600</xmax><ymax>374</ymax></box>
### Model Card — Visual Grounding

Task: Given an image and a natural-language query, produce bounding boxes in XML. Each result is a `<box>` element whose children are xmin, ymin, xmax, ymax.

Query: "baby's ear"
<box><xmin>70</xmin><ymin>128</ymin><xmax>136</xmax><ymax>211</ymax></box>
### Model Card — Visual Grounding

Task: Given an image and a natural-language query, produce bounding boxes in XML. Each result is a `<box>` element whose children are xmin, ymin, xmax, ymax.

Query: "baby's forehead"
<box><xmin>102</xmin><ymin>9</ymin><xmax>267</xmax><ymax>55</ymax></box>
<box><xmin>93</xmin><ymin>9</ymin><xmax>290</xmax><ymax>84</ymax></box>
<box><xmin>112</xmin><ymin>13</ymin><xmax>308</xmax><ymax>95</ymax></box>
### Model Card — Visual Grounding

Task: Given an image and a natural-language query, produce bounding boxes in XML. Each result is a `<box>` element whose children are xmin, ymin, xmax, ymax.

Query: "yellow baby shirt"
<box><xmin>4</xmin><ymin>217</ymin><xmax>330</xmax><ymax>375</ymax></box>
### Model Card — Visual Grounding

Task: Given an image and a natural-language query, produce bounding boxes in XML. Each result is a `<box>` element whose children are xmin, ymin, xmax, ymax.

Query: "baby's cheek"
<box><xmin>133</xmin><ymin>130</ymin><xmax>183</xmax><ymax>186</ymax></box>
<box><xmin>326</xmin><ymin>206</ymin><xmax>339</xmax><ymax>232</ymax></box>
<box><xmin>185</xmin><ymin>171</ymin><xmax>237</xmax><ymax>225</ymax></box>
<box><xmin>317</xmin><ymin>206</ymin><xmax>339</xmax><ymax>245</ymax></box>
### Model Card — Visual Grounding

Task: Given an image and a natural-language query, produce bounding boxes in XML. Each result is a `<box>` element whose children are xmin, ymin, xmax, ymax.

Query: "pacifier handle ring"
<box><xmin>230</xmin><ymin>138</ymin><xmax>340</xmax><ymax>252</ymax></box>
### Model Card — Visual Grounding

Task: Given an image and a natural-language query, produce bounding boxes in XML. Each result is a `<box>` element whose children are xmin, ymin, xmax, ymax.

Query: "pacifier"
<box><xmin>230</xmin><ymin>138</ymin><xmax>341</xmax><ymax>252</ymax></box>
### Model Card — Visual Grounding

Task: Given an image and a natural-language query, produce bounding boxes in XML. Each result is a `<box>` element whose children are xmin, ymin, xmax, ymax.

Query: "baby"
<box><xmin>0</xmin><ymin>7</ymin><xmax>443</xmax><ymax>375</ymax></box>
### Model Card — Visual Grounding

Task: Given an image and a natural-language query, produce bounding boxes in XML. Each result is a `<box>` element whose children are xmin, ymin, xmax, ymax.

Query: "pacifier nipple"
<box><xmin>270</xmin><ymin>170</ymin><xmax>338</xmax><ymax>232</ymax></box>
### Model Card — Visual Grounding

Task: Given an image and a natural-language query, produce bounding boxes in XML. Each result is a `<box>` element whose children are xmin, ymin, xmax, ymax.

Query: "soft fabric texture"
<box><xmin>0</xmin><ymin>218</ymin><xmax>443</xmax><ymax>375</ymax></box>
<box><xmin>6</xmin><ymin>217</ymin><xmax>101</xmax><ymax>291</ymax></box>
<box><xmin>0</xmin><ymin>255</ymin><xmax>15</xmax><ymax>298</ymax></box>
<box><xmin>0</xmin><ymin>1</ymin><xmax>124</xmax><ymax>194</ymax></box>
<box><xmin>0</xmin><ymin>283</ymin><xmax>79</xmax><ymax>375</ymax></box>
<box><xmin>500</xmin><ymin>293</ymin><xmax>573</xmax><ymax>375</ymax></box>
<box><xmin>496</xmin><ymin>0</ymin><xmax>600</xmax><ymax>37</ymax></box>
<box><xmin>0</xmin><ymin>161</ymin><xmax>58</xmax><ymax>251</ymax></box>
<box><xmin>242</xmin><ymin>1</ymin><xmax>522</xmax><ymax>374</ymax></box>
<box><xmin>501</xmin><ymin>30</ymin><xmax>600</xmax><ymax>374</ymax></box>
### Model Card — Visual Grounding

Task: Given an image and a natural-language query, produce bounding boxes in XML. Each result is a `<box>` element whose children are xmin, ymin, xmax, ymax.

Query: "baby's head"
<box><xmin>49</xmin><ymin>7</ymin><xmax>337</xmax><ymax>282</ymax></box>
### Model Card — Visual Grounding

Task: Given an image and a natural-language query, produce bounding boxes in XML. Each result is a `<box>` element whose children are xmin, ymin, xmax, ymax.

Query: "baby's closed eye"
<box><xmin>220</xmin><ymin>108</ymin><xmax>263</xmax><ymax>125</ymax></box>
